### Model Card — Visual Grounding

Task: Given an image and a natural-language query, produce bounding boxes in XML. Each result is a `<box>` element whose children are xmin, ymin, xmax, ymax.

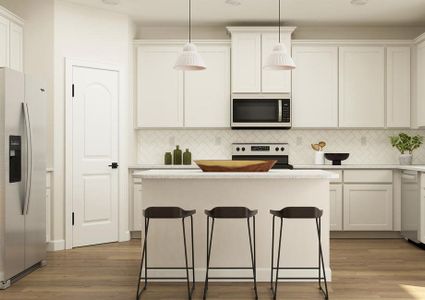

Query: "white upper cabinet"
<box><xmin>339</xmin><ymin>46</ymin><xmax>385</xmax><ymax>128</ymax></box>
<box><xmin>230</xmin><ymin>33</ymin><xmax>261</xmax><ymax>93</ymax></box>
<box><xmin>9</xmin><ymin>22</ymin><xmax>23</xmax><ymax>72</ymax></box>
<box><xmin>136</xmin><ymin>42</ymin><xmax>231</xmax><ymax>128</ymax></box>
<box><xmin>0</xmin><ymin>7</ymin><xmax>23</xmax><ymax>71</ymax></box>
<box><xmin>386</xmin><ymin>47</ymin><xmax>411</xmax><ymax>128</ymax></box>
<box><xmin>261</xmin><ymin>33</ymin><xmax>291</xmax><ymax>93</ymax></box>
<box><xmin>228</xmin><ymin>27</ymin><xmax>295</xmax><ymax>93</ymax></box>
<box><xmin>0</xmin><ymin>15</ymin><xmax>10</xmax><ymax>68</ymax></box>
<box><xmin>137</xmin><ymin>45</ymin><xmax>184</xmax><ymax>128</ymax></box>
<box><xmin>417</xmin><ymin>40</ymin><xmax>425</xmax><ymax>127</ymax></box>
<box><xmin>292</xmin><ymin>45</ymin><xmax>338</xmax><ymax>128</ymax></box>
<box><xmin>185</xmin><ymin>44</ymin><xmax>230</xmax><ymax>127</ymax></box>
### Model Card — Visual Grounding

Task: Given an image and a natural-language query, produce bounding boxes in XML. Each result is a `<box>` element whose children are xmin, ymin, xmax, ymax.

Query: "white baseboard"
<box><xmin>119</xmin><ymin>230</ymin><xmax>131</xmax><ymax>242</ymax></box>
<box><xmin>47</xmin><ymin>239</ymin><xmax>65</xmax><ymax>251</ymax></box>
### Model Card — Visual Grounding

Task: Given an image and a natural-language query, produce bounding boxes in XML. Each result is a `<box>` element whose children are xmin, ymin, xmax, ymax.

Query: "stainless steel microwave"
<box><xmin>231</xmin><ymin>94</ymin><xmax>291</xmax><ymax>129</ymax></box>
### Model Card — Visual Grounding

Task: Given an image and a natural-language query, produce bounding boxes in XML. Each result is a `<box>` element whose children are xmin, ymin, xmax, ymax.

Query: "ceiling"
<box><xmin>66</xmin><ymin>0</ymin><xmax>425</xmax><ymax>27</ymax></box>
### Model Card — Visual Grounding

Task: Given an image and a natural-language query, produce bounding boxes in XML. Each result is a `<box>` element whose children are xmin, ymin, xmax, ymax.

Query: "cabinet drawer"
<box><xmin>344</xmin><ymin>170</ymin><xmax>392</xmax><ymax>183</ymax></box>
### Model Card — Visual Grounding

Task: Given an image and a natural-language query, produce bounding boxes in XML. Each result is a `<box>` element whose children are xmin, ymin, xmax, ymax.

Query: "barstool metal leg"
<box><xmin>190</xmin><ymin>216</ymin><xmax>196</xmax><ymax>290</ymax></box>
<box><xmin>203</xmin><ymin>217</ymin><xmax>215</xmax><ymax>300</ymax></box>
<box><xmin>136</xmin><ymin>218</ymin><xmax>150</xmax><ymax>299</ymax></box>
<box><xmin>273</xmin><ymin>218</ymin><xmax>284</xmax><ymax>300</ymax></box>
<box><xmin>182</xmin><ymin>218</ymin><xmax>192</xmax><ymax>300</ymax></box>
<box><xmin>270</xmin><ymin>216</ymin><xmax>275</xmax><ymax>290</ymax></box>
<box><xmin>316</xmin><ymin>218</ymin><xmax>329</xmax><ymax>300</ymax></box>
<box><xmin>247</xmin><ymin>216</ymin><xmax>258</xmax><ymax>299</ymax></box>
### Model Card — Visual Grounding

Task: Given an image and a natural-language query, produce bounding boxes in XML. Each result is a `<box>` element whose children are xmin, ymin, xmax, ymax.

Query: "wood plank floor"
<box><xmin>1</xmin><ymin>239</ymin><xmax>425</xmax><ymax>299</ymax></box>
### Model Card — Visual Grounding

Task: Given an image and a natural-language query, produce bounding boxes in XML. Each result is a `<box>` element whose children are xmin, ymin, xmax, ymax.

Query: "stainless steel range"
<box><xmin>232</xmin><ymin>143</ymin><xmax>293</xmax><ymax>169</ymax></box>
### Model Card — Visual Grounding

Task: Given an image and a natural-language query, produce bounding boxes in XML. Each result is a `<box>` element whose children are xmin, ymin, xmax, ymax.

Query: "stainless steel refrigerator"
<box><xmin>0</xmin><ymin>68</ymin><xmax>46</xmax><ymax>289</ymax></box>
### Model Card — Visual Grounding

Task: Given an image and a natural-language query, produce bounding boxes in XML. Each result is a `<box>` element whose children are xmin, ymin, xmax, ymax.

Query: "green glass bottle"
<box><xmin>183</xmin><ymin>149</ymin><xmax>192</xmax><ymax>165</ymax></box>
<box><xmin>173</xmin><ymin>145</ymin><xmax>182</xmax><ymax>165</ymax></box>
<box><xmin>164</xmin><ymin>152</ymin><xmax>172</xmax><ymax>165</ymax></box>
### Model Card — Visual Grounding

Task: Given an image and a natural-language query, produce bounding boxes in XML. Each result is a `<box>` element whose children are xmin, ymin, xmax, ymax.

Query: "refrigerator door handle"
<box><xmin>22</xmin><ymin>102</ymin><xmax>33</xmax><ymax>215</ymax></box>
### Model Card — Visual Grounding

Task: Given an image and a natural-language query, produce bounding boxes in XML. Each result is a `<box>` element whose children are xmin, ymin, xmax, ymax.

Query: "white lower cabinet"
<box><xmin>343</xmin><ymin>184</ymin><xmax>393</xmax><ymax>231</ymax></box>
<box><xmin>132</xmin><ymin>179</ymin><xmax>143</xmax><ymax>231</ymax></box>
<box><xmin>330</xmin><ymin>184</ymin><xmax>343</xmax><ymax>231</ymax></box>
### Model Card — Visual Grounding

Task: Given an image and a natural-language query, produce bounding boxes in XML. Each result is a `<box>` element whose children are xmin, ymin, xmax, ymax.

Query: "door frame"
<box><xmin>64</xmin><ymin>58</ymin><xmax>129</xmax><ymax>249</ymax></box>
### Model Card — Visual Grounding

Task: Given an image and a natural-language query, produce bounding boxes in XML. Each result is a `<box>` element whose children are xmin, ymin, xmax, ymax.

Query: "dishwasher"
<box><xmin>401</xmin><ymin>171</ymin><xmax>421</xmax><ymax>244</ymax></box>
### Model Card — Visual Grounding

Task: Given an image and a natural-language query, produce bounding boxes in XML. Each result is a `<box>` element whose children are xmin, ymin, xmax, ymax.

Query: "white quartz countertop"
<box><xmin>129</xmin><ymin>163</ymin><xmax>425</xmax><ymax>172</ymax></box>
<box><xmin>134</xmin><ymin>169</ymin><xmax>339</xmax><ymax>180</ymax></box>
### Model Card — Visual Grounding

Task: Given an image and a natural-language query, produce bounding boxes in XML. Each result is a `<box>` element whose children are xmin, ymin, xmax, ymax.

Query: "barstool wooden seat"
<box><xmin>270</xmin><ymin>206</ymin><xmax>329</xmax><ymax>300</ymax></box>
<box><xmin>136</xmin><ymin>207</ymin><xmax>196</xmax><ymax>300</ymax></box>
<box><xmin>203</xmin><ymin>206</ymin><xmax>258</xmax><ymax>300</ymax></box>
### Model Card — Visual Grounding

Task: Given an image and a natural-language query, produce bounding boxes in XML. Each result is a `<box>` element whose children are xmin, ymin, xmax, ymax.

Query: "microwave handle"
<box><xmin>278</xmin><ymin>100</ymin><xmax>283</xmax><ymax>122</ymax></box>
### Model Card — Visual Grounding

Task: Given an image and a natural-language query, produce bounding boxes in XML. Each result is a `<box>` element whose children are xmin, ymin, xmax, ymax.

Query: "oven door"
<box><xmin>231</xmin><ymin>98</ymin><xmax>291</xmax><ymax>129</ymax></box>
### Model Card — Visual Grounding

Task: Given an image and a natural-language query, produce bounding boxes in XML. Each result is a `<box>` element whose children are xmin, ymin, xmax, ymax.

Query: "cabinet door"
<box><xmin>9</xmin><ymin>22</ymin><xmax>23</xmax><ymax>72</ymax></box>
<box><xmin>137</xmin><ymin>45</ymin><xmax>184</xmax><ymax>128</ymax></box>
<box><xmin>417</xmin><ymin>41</ymin><xmax>425</xmax><ymax>127</ymax></box>
<box><xmin>0</xmin><ymin>15</ymin><xmax>9</xmax><ymax>68</ymax></box>
<box><xmin>132</xmin><ymin>182</ymin><xmax>142</xmax><ymax>231</ymax></box>
<box><xmin>387</xmin><ymin>47</ymin><xmax>411</xmax><ymax>128</ymax></box>
<box><xmin>185</xmin><ymin>44</ymin><xmax>230</xmax><ymax>127</ymax></box>
<box><xmin>339</xmin><ymin>47</ymin><xmax>385</xmax><ymax>128</ymax></box>
<box><xmin>261</xmin><ymin>33</ymin><xmax>291</xmax><ymax>93</ymax></box>
<box><xmin>231</xmin><ymin>33</ymin><xmax>261</xmax><ymax>93</ymax></box>
<box><xmin>330</xmin><ymin>184</ymin><xmax>343</xmax><ymax>231</ymax></box>
<box><xmin>292</xmin><ymin>46</ymin><xmax>338</xmax><ymax>128</ymax></box>
<box><xmin>343</xmin><ymin>184</ymin><xmax>393</xmax><ymax>231</ymax></box>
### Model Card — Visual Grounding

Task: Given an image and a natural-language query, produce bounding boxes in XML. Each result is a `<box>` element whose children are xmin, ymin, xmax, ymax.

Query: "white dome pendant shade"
<box><xmin>264</xmin><ymin>0</ymin><xmax>296</xmax><ymax>70</ymax></box>
<box><xmin>174</xmin><ymin>0</ymin><xmax>206</xmax><ymax>71</ymax></box>
<box><xmin>174</xmin><ymin>42</ymin><xmax>206</xmax><ymax>71</ymax></box>
<box><xmin>264</xmin><ymin>43</ymin><xmax>295</xmax><ymax>70</ymax></box>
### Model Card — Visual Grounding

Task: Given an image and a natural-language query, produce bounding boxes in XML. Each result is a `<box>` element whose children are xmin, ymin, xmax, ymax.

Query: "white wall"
<box><xmin>53</xmin><ymin>0</ymin><xmax>133</xmax><ymax>246</ymax></box>
<box><xmin>135</xmin><ymin>25</ymin><xmax>425</xmax><ymax>40</ymax></box>
<box><xmin>0</xmin><ymin>0</ymin><xmax>55</xmax><ymax>167</ymax></box>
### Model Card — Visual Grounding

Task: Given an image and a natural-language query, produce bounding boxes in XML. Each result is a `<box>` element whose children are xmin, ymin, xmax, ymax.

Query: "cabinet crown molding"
<box><xmin>0</xmin><ymin>5</ymin><xmax>24</xmax><ymax>25</ymax></box>
<box><xmin>226</xmin><ymin>26</ymin><xmax>296</xmax><ymax>34</ymax></box>
<box><xmin>292</xmin><ymin>39</ymin><xmax>413</xmax><ymax>46</ymax></box>
<box><xmin>415</xmin><ymin>32</ymin><xmax>425</xmax><ymax>44</ymax></box>
<box><xmin>133</xmin><ymin>39</ymin><xmax>230</xmax><ymax>46</ymax></box>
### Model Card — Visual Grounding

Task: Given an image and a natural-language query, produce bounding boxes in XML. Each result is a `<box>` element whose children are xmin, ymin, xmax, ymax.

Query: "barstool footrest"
<box><xmin>209</xmin><ymin>267</ymin><xmax>254</xmax><ymax>270</ymax></box>
<box><xmin>145</xmin><ymin>267</ymin><xmax>195</xmax><ymax>270</ymax></box>
<box><xmin>208</xmin><ymin>277</ymin><xmax>255</xmax><ymax>280</ymax></box>
<box><xmin>272</xmin><ymin>267</ymin><xmax>319</xmax><ymax>270</ymax></box>
<box><xmin>139</xmin><ymin>277</ymin><xmax>192</xmax><ymax>280</ymax></box>
<box><xmin>277</xmin><ymin>277</ymin><xmax>326</xmax><ymax>280</ymax></box>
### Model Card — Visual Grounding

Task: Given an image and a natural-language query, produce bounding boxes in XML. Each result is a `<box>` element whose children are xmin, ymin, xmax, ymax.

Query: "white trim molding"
<box><xmin>64</xmin><ymin>58</ymin><xmax>129</xmax><ymax>250</ymax></box>
<box><xmin>0</xmin><ymin>5</ymin><xmax>24</xmax><ymax>25</ymax></box>
<box><xmin>415</xmin><ymin>32</ymin><xmax>425</xmax><ymax>44</ymax></box>
<box><xmin>133</xmin><ymin>39</ymin><xmax>231</xmax><ymax>46</ymax></box>
<box><xmin>226</xmin><ymin>26</ymin><xmax>297</xmax><ymax>34</ymax></box>
<box><xmin>292</xmin><ymin>39</ymin><xmax>413</xmax><ymax>46</ymax></box>
<box><xmin>47</xmin><ymin>240</ymin><xmax>65</xmax><ymax>252</ymax></box>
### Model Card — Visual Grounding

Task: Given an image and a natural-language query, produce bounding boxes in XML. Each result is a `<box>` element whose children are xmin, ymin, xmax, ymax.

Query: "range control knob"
<box><xmin>281</xmin><ymin>147</ymin><xmax>285</xmax><ymax>151</ymax></box>
<box><xmin>242</xmin><ymin>147</ymin><xmax>246</xmax><ymax>151</ymax></box>
<box><xmin>275</xmin><ymin>147</ymin><xmax>279</xmax><ymax>152</ymax></box>
<box><xmin>236</xmin><ymin>147</ymin><xmax>240</xmax><ymax>151</ymax></box>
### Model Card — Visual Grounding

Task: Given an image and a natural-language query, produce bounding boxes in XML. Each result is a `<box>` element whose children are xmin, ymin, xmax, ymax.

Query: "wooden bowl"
<box><xmin>195</xmin><ymin>160</ymin><xmax>277</xmax><ymax>172</ymax></box>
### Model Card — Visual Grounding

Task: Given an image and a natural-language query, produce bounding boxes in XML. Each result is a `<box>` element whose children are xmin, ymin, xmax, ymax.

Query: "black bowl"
<box><xmin>324</xmin><ymin>153</ymin><xmax>350</xmax><ymax>165</ymax></box>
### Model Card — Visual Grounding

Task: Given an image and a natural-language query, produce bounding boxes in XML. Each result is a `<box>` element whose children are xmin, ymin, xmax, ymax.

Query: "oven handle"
<box><xmin>278</xmin><ymin>100</ymin><xmax>283</xmax><ymax>122</ymax></box>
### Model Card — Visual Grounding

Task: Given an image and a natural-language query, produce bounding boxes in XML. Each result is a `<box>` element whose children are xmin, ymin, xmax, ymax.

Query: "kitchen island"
<box><xmin>136</xmin><ymin>169</ymin><xmax>338</xmax><ymax>281</ymax></box>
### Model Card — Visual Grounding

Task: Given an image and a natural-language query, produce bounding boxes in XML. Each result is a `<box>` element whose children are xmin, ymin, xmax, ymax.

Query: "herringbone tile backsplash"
<box><xmin>137</xmin><ymin>129</ymin><xmax>425</xmax><ymax>165</ymax></box>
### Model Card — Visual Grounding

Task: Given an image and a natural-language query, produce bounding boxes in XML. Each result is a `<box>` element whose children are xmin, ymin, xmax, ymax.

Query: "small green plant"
<box><xmin>390</xmin><ymin>133</ymin><xmax>423</xmax><ymax>154</ymax></box>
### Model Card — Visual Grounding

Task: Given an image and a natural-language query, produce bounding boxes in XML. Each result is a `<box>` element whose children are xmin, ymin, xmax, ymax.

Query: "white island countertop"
<box><xmin>135</xmin><ymin>169</ymin><xmax>339</xmax><ymax>179</ymax></box>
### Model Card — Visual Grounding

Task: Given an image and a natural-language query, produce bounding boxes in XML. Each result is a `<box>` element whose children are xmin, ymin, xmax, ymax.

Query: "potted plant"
<box><xmin>390</xmin><ymin>133</ymin><xmax>423</xmax><ymax>165</ymax></box>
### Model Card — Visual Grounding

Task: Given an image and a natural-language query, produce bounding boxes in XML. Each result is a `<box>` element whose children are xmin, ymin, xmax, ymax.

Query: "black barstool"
<box><xmin>270</xmin><ymin>207</ymin><xmax>329</xmax><ymax>300</ymax></box>
<box><xmin>136</xmin><ymin>207</ymin><xmax>196</xmax><ymax>300</ymax></box>
<box><xmin>203</xmin><ymin>207</ymin><xmax>258</xmax><ymax>300</ymax></box>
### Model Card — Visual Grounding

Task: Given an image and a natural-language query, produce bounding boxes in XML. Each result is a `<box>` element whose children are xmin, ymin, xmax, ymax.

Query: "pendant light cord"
<box><xmin>189</xmin><ymin>0</ymin><xmax>192</xmax><ymax>43</ymax></box>
<box><xmin>278</xmin><ymin>0</ymin><xmax>281</xmax><ymax>43</ymax></box>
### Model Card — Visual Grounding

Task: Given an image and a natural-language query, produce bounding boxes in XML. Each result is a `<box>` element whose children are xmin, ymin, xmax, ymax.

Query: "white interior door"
<box><xmin>72</xmin><ymin>65</ymin><xmax>119</xmax><ymax>247</ymax></box>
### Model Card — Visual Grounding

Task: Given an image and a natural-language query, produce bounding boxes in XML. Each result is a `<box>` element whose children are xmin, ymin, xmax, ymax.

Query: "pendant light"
<box><xmin>263</xmin><ymin>0</ymin><xmax>296</xmax><ymax>70</ymax></box>
<box><xmin>174</xmin><ymin>0</ymin><xmax>206</xmax><ymax>71</ymax></box>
